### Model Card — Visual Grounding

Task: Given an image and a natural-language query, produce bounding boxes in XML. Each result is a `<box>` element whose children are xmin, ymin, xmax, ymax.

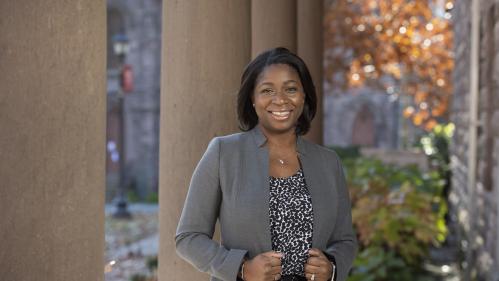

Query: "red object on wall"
<box><xmin>121</xmin><ymin>64</ymin><xmax>134</xmax><ymax>93</ymax></box>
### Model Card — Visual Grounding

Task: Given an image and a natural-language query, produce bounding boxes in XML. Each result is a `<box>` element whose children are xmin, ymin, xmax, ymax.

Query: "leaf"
<box><xmin>325</xmin><ymin>0</ymin><xmax>454</xmax><ymax>130</ymax></box>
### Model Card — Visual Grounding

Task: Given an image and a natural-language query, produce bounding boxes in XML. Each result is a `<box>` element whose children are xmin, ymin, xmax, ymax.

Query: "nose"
<box><xmin>271</xmin><ymin>91</ymin><xmax>288</xmax><ymax>104</ymax></box>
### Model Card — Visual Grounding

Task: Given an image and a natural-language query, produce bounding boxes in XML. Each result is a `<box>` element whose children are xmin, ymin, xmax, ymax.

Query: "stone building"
<box><xmin>323</xmin><ymin>87</ymin><xmax>401</xmax><ymax>148</ymax></box>
<box><xmin>450</xmin><ymin>0</ymin><xmax>499</xmax><ymax>280</ymax></box>
<box><xmin>106</xmin><ymin>0</ymin><xmax>162</xmax><ymax>200</ymax></box>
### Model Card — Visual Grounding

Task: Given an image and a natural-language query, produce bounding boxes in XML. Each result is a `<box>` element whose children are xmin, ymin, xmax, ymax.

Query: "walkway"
<box><xmin>105</xmin><ymin>204</ymin><xmax>159</xmax><ymax>281</ymax></box>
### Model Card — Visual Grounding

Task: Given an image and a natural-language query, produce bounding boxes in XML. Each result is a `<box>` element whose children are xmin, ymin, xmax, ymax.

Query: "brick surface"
<box><xmin>451</xmin><ymin>0</ymin><xmax>499</xmax><ymax>279</ymax></box>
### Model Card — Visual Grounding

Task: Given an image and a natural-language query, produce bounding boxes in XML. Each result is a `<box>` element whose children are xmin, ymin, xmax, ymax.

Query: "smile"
<box><xmin>269</xmin><ymin>110</ymin><xmax>291</xmax><ymax>120</ymax></box>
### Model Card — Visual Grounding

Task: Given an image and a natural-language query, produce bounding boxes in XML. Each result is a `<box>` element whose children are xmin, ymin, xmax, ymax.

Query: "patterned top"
<box><xmin>269</xmin><ymin>169</ymin><xmax>314</xmax><ymax>280</ymax></box>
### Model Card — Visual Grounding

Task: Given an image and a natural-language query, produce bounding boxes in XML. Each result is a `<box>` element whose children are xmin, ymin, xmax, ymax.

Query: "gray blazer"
<box><xmin>175</xmin><ymin>127</ymin><xmax>357</xmax><ymax>281</ymax></box>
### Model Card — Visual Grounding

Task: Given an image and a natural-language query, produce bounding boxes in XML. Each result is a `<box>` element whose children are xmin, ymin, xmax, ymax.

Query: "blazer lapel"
<box><xmin>248</xmin><ymin>127</ymin><xmax>273</xmax><ymax>252</ymax></box>
<box><xmin>254</xmin><ymin>145</ymin><xmax>272</xmax><ymax>251</ymax></box>
<box><xmin>298</xmin><ymin>138</ymin><xmax>330</xmax><ymax>249</ymax></box>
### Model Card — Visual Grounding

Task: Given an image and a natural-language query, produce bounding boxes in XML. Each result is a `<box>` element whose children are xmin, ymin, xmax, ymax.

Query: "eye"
<box><xmin>286</xmin><ymin>87</ymin><xmax>298</xmax><ymax>93</ymax></box>
<box><xmin>261</xmin><ymin>88</ymin><xmax>275</xmax><ymax>95</ymax></box>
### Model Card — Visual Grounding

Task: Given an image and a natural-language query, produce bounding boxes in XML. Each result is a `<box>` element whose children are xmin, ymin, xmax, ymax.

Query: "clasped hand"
<box><xmin>242</xmin><ymin>248</ymin><xmax>332</xmax><ymax>281</ymax></box>
<box><xmin>304</xmin><ymin>248</ymin><xmax>333</xmax><ymax>281</ymax></box>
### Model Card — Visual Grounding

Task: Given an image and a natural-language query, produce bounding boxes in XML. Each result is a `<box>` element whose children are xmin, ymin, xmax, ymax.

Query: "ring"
<box><xmin>311</xmin><ymin>273</ymin><xmax>315</xmax><ymax>281</ymax></box>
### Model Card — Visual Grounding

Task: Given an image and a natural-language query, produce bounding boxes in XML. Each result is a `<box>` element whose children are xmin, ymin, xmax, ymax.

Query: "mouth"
<box><xmin>268</xmin><ymin>110</ymin><xmax>292</xmax><ymax>120</ymax></box>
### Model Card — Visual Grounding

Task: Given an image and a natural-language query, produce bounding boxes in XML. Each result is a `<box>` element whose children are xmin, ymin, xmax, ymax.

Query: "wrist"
<box><xmin>329</xmin><ymin>261</ymin><xmax>336</xmax><ymax>281</ymax></box>
<box><xmin>238</xmin><ymin>258</ymin><xmax>247</xmax><ymax>280</ymax></box>
<box><xmin>321</xmin><ymin>251</ymin><xmax>337</xmax><ymax>281</ymax></box>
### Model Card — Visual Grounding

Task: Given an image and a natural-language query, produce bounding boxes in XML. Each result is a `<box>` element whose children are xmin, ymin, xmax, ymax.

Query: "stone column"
<box><xmin>0</xmin><ymin>1</ymin><xmax>106</xmax><ymax>281</ymax></box>
<box><xmin>251</xmin><ymin>0</ymin><xmax>297</xmax><ymax>57</ymax></box>
<box><xmin>298</xmin><ymin>0</ymin><xmax>324</xmax><ymax>144</ymax></box>
<box><xmin>159</xmin><ymin>1</ymin><xmax>251</xmax><ymax>280</ymax></box>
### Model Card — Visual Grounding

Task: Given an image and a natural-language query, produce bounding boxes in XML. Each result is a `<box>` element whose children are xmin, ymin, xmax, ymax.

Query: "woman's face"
<box><xmin>252</xmin><ymin>63</ymin><xmax>305</xmax><ymax>135</ymax></box>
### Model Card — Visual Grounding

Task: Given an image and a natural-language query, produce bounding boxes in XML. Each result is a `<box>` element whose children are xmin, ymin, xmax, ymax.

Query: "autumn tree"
<box><xmin>324</xmin><ymin>0</ymin><xmax>454</xmax><ymax>130</ymax></box>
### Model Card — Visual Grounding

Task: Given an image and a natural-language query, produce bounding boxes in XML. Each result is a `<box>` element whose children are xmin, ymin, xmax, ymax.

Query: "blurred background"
<box><xmin>2</xmin><ymin>0</ymin><xmax>495</xmax><ymax>281</ymax></box>
<box><xmin>102</xmin><ymin>0</ymin><xmax>498</xmax><ymax>281</ymax></box>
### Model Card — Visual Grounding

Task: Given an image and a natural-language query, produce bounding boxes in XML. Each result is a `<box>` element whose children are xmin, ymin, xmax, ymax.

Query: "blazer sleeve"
<box><xmin>175</xmin><ymin>137</ymin><xmax>248</xmax><ymax>281</ymax></box>
<box><xmin>324</xmin><ymin>155</ymin><xmax>358</xmax><ymax>281</ymax></box>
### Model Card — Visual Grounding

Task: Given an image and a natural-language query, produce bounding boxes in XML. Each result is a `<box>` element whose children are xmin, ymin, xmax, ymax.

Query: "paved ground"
<box><xmin>105</xmin><ymin>203</ymin><xmax>159</xmax><ymax>281</ymax></box>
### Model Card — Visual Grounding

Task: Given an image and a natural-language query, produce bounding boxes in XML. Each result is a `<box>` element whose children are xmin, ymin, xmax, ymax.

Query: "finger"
<box><xmin>307</xmin><ymin>256</ymin><xmax>328</xmax><ymax>266</ymax></box>
<box><xmin>267</xmin><ymin>273</ymin><xmax>280</xmax><ymax>281</ymax></box>
<box><xmin>265</xmin><ymin>271</ymin><xmax>281</xmax><ymax>281</ymax></box>
<box><xmin>270</xmin><ymin>257</ymin><xmax>282</xmax><ymax>267</ymax></box>
<box><xmin>304</xmin><ymin>263</ymin><xmax>321</xmax><ymax>274</ymax></box>
<box><xmin>306</xmin><ymin>263</ymin><xmax>332</xmax><ymax>280</ymax></box>
<box><xmin>269</xmin><ymin>265</ymin><xmax>282</xmax><ymax>275</ymax></box>
<box><xmin>262</xmin><ymin>251</ymin><xmax>284</xmax><ymax>259</ymax></box>
<box><xmin>306</xmin><ymin>270</ymin><xmax>329</xmax><ymax>281</ymax></box>
<box><xmin>305</xmin><ymin>272</ymin><xmax>318</xmax><ymax>281</ymax></box>
<box><xmin>308</xmin><ymin>248</ymin><xmax>325</xmax><ymax>258</ymax></box>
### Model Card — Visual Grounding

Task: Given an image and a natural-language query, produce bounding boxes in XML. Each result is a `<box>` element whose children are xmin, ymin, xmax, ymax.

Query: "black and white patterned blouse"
<box><xmin>269</xmin><ymin>168</ymin><xmax>314</xmax><ymax>281</ymax></box>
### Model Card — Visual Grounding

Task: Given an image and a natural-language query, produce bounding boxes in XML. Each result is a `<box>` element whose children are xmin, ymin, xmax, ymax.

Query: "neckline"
<box><xmin>269</xmin><ymin>168</ymin><xmax>303</xmax><ymax>180</ymax></box>
<box><xmin>249</xmin><ymin>126</ymin><xmax>308</xmax><ymax>155</ymax></box>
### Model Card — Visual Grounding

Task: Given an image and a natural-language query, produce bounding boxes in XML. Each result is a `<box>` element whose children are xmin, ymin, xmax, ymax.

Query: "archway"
<box><xmin>351</xmin><ymin>104</ymin><xmax>376</xmax><ymax>147</ymax></box>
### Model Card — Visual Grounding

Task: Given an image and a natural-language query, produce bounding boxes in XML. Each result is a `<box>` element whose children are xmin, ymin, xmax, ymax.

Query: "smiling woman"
<box><xmin>175</xmin><ymin>48</ymin><xmax>357</xmax><ymax>281</ymax></box>
<box><xmin>238</xmin><ymin>48</ymin><xmax>317</xmax><ymax>136</ymax></box>
<box><xmin>252</xmin><ymin>64</ymin><xmax>305</xmax><ymax>135</ymax></box>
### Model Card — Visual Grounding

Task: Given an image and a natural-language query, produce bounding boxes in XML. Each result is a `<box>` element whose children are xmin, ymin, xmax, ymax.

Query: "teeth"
<box><xmin>272</xmin><ymin>111</ymin><xmax>290</xmax><ymax>116</ymax></box>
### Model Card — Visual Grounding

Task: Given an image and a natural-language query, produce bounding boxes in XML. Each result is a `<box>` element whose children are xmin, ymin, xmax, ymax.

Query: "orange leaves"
<box><xmin>424</xmin><ymin>119</ymin><xmax>438</xmax><ymax>131</ymax></box>
<box><xmin>403</xmin><ymin>106</ymin><xmax>415</xmax><ymax>118</ymax></box>
<box><xmin>415</xmin><ymin>91</ymin><xmax>428</xmax><ymax>104</ymax></box>
<box><xmin>324</xmin><ymin>0</ymin><xmax>455</xmax><ymax>130</ymax></box>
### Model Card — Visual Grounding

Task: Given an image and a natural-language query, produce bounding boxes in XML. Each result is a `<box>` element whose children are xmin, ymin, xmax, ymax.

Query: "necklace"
<box><xmin>274</xmin><ymin>152</ymin><xmax>297</xmax><ymax>166</ymax></box>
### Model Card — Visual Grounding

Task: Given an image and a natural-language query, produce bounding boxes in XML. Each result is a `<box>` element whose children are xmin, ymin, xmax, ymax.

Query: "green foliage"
<box><xmin>418</xmin><ymin>123</ymin><xmax>454</xmax><ymax>187</ymax></box>
<box><xmin>128</xmin><ymin>257</ymin><xmax>158</xmax><ymax>281</ymax></box>
<box><xmin>146</xmin><ymin>256</ymin><xmax>158</xmax><ymax>272</ymax></box>
<box><xmin>329</xmin><ymin>145</ymin><xmax>361</xmax><ymax>159</ymax></box>
<box><xmin>130</xmin><ymin>274</ymin><xmax>148</xmax><ymax>281</ymax></box>
<box><xmin>127</xmin><ymin>189</ymin><xmax>141</xmax><ymax>203</ymax></box>
<box><xmin>146</xmin><ymin>192</ymin><xmax>159</xmax><ymax>204</ymax></box>
<box><xmin>127</xmin><ymin>189</ymin><xmax>158</xmax><ymax>204</ymax></box>
<box><xmin>345</xmin><ymin>157</ymin><xmax>447</xmax><ymax>281</ymax></box>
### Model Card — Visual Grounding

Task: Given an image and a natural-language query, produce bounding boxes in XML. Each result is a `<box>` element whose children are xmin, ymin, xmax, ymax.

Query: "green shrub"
<box><xmin>345</xmin><ymin>157</ymin><xmax>447</xmax><ymax>281</ymax></box>
<box><xmin>146</xmin><ymin>192</ymin><xmax>159</xmax><ymax>204</ymax></box>
<box><xmin>146</xmin><ymin>256</ymin><xmax>158</xmax><ymax>272</ymax></box>
<box><xmin>329</xmin><ymin>145</ymin><xmax>361</xmax><ymax>159</ymax></box>
<box><xmin>127</xmin><ymin>189</ymin><xmax>141</xmax><ymax>203</ymax></box>
<box><xmin>417</xmin><ymin>123</ymin><xmax>454</xmax><ymax>201</ymax></box>
<box><xmin>130</xmin><ymin>274</ymin><xmax>147</xmax><ymax>281</ymax></box>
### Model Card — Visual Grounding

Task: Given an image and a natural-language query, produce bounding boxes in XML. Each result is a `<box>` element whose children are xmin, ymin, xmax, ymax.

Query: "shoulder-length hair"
<box><xmin>237</xmin><ymin>47</ymin><xmax>317</xmax><ymax>135</ymax></box>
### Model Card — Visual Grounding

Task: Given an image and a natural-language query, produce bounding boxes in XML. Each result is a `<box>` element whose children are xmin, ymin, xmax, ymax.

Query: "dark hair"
<box><xmin>237</xmin><ymin>47</ymin><xmax>317</xmax><ymax>135</ymax></box>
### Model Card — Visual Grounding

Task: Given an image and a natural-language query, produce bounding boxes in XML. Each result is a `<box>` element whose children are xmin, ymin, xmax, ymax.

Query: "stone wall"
<box><xmin>323</xmin><ymin>87</ymin><xmax>400</xmax><ymax>148</ymax></box>
<box><xmin>450</xmin><ymin>1</ymin><xmax>499</xmax><ymax>280</ymax></box>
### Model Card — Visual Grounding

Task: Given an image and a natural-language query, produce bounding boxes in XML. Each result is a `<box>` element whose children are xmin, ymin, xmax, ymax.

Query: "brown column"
<box><xmin>0</xmin><ymin>1</ymin><xmax>106</xmax><ymax>281</ymax></box>
<box><xmin>159</xmin><ymin>1</ymin><xmax>251</xmax><ymax>280</ymax></box>
<box><xmin>251</xmin><ymin>0</ymin><xmax>297</xmax><ymax>57</ymax></box>
<box><xmin>298</xmin><ymin>0</ymin><xmax>324</xmax><ymax>144</ymax></box>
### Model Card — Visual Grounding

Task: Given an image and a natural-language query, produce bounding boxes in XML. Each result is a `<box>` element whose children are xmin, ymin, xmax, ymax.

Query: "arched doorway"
<box><xmin>351</xmin><ymin>104</ymin><xmax>375</xmax><ymax>147</ymax></box>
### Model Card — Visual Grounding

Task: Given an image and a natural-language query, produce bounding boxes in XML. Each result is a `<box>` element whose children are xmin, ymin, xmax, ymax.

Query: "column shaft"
<box><xmin>0</xmin><ymin>1</ymin><xmax>106</xmax><ymax>281</ymax></box>
<box><xmin>251</xmin><ymin>0</ymin><xmax>297</xmax><ymax>57</ymax></box>
<box><xmin>159</xmin><ymin>1</ymin><xmax>251</xmax><ymax>280</ymax></box>
<box><xmin>298</xmin><ymin>0</ymin><xmax>324</xmax><ymax>144</ymax></box>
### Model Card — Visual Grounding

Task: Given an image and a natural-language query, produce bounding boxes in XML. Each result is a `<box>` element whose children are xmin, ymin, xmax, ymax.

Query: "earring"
<box><xmin>252</xmin><ymin>104</ymin><xmax>255</xmax><ymax>107</ymax></box>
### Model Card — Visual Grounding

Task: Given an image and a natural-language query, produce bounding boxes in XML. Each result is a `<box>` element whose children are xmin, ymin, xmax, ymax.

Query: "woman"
<box><xmin>175</xmin><ymin>47</ymin><xmax>357</xmax><ymax>281</ymax></box>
